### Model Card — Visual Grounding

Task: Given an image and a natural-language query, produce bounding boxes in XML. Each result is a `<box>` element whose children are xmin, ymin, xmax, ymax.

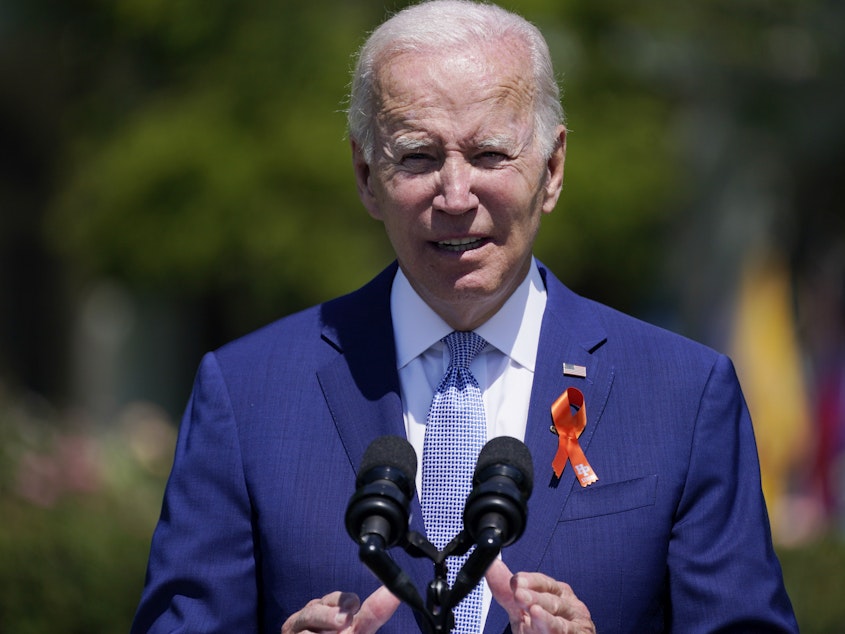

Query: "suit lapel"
<box><xmin>484</xmin><ymin>265</ymin><xmax>615</xmax><ymax>634</ymax></box>
<box><xmin>315</xmin><ymin>263</ymin><xmax>435</xmax><ymax>617</ymax></box>
<box><xmin>316</xmin><ymin>263</ymin><xmax>405</xmax><ymax>472</ymax></box>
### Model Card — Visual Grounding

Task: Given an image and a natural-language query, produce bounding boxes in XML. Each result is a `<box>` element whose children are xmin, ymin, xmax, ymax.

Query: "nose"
<box><xmin>433</xmin><ymin>156</ymin><xmax>478</xmax><ymax>215</ymax></box>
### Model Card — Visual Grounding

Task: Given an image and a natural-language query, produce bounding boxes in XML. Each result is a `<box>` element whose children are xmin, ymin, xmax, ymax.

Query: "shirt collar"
<box><xmin>391</xmin><ymin>259</ymin><xmax>547</xmax><ymax>372</ymax></box>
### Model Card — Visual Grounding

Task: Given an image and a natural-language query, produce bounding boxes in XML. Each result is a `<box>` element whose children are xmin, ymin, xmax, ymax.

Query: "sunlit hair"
<box><xmin>348</xmin><ymin>0</ymin><xmax>564</xmax><ymax>163</ymax></box>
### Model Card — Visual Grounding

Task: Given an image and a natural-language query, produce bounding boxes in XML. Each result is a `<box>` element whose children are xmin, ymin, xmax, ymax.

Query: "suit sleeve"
<box><xmin>131</xmin><ymin>352</ymin><xmax>259</xmax><ymax>633</ymax></box>
<box><xmin>667</xmin><ymin>354</ymin><xmax>797</xmax><ymax>632</ymax></box>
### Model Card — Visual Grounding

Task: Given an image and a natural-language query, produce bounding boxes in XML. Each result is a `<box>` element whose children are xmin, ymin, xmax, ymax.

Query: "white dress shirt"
<box><xmin>390</xmin><ymin>258</ymin><xmax>547</xmax><ymax>629</ymax></box>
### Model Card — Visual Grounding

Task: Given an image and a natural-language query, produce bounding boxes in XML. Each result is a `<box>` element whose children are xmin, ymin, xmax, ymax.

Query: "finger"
<box><xmin>351</xmin><ymin>586</ymin><xmax>401</xmax><ymax>632</ymax></box>
<box><xmin>506</xmin><ymin>572</ymin><xmax>554</xmax><ymax>615</ymax></box>
<box><xmin>512</xmin><ymin>571</ymin><xmax>567</xmax><ymax>599</ymax></box>
<box><xmin>282</xmin><ymin>592</ymin><xmax>361</xmax><ymax>633</ymax></box>
<box><xmin>487</xmin><ymin>562</ymin><xmax>595</xmax><ymax>633</ymax></box>
<box><xmin>487</xmin><ymin>558</ymin><xmax>532</xmax><ymax>628</ymax></box>
<box><xmin>525</xmin><ymin>601</ymin><xmax>595</xmax><ymax>634</ymax></box>
<box><xmin>485</xmin><ymin>559</ymin><xmax>519</xmax><ymax>611</ymax></box>
<box><xmin>514</xmin><ymin>576</ymin><xmax>593</xmax><ymax>630</ymax></box>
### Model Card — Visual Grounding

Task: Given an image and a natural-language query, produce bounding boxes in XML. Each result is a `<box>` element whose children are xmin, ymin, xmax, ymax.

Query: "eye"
<box><xmin>474</xmin><ymin>151</ymin><xmax>509</xmax><ymax>167</ymax></box>
<box><xmin>400</xmin><ymin>152</ymin><xmax>438</xmax><ymax>172</ymax></box>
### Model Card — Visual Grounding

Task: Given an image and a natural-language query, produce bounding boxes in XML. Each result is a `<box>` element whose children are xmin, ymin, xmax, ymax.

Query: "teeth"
<box><xmin>437</xmin><ymin>237</ymin><xmax>484</xmax><ymax>252</ymax></box>
<box><xmin>441</xmin><ymin>237</ymin><xmax>478</xmax><ymax>246</ymax></box>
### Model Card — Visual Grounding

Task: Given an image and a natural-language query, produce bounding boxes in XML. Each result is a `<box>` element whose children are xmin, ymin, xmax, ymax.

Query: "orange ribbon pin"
<box><xmin>550</xmin><ymin>387</ymin><xmax>598</xmax><ymax>486</ymax></box>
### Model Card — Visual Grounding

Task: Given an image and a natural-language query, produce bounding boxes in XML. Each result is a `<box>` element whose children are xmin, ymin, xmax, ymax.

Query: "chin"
<box><xmin>453</xmin><ymin>266</ymin><xmax>513</xmax><ymax>293</ymax></box>
<box><xmin>444</xmin><ymin>281</ymin><xmax>504</xmax><ymax>307</ymax></box>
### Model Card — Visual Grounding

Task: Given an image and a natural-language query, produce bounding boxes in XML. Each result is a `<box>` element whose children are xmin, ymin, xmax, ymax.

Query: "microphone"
<box><xmin>448</xmin><ymin>436</ymin><xmax>534</xmax><ymax>608</ymax></box>
<box><xmin>345</xmin><ymin>436</ymin><xmax>426</xmax><ymax>616</ymax></box>
<box><xmin>345</xmin><ymin>435</ymin><xmax>417</xmax><ymax>547</ymax></box>
<box><xmin>345</xmin><ymin>435</ymin><xmax>534</xmax><ymax>633</ymax></box>
<box><xmin>463</xmin><ymin>435</ymin><xmax>533</xmax><ymax>547</ymax></box>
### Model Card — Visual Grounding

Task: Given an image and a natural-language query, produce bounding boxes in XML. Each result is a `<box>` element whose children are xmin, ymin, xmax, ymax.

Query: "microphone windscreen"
<box><xmin>359</xmin><ymin>435</ymin><xmax>418</xmax><ymax>483</ymax></box>
<box><xmin>474</xmin><ymin>436</ymin><xmax>534</xmax><ymax>494</ymax></box>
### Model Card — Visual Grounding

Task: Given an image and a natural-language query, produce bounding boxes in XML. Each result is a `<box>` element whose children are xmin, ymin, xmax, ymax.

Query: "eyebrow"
<box><xmin>390</xmin><ymin>134</ymin><xmax>518</xmax><ymax>154</ymax></box>
<box><xmin>477</xmin><ymin>135</ymin><xmax>517</xmax><ymax>150</ymax></box>
<box><xmin>391</xmin><ymin>136</ymin><xmax>431</xmax><ymax>153</ymax></box>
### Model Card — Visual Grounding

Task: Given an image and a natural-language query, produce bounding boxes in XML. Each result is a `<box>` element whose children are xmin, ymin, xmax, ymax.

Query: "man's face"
<box><xmin>353</xmin><ymin>41</ymin><xmax>566</xmax><ymax>330</ymax></box>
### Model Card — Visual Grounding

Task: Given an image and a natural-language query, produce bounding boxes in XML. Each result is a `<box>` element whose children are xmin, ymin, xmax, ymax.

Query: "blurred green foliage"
<box><xmin>43</xmin><ymin>0</ymin><xmax>394</xmax><ymax>330</ymax></box>
<box><xmin>779</xmin><ymin>537</ymin><xmax>845</xmax><ymax>634</ymax></box>
<box><xmin>0</xmin><ymin>497</ymin><xmax>151</xmax><ymax>633</ymax></box>
<box><xmin>0</xmin><ymin>392</ymin><xmax>174</xmax><ymax>632</ymax></box>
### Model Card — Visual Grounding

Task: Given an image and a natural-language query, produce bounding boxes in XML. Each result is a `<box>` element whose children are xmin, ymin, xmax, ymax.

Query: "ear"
<box><xmin>541</xmin><ymin>125</ymin><xmax>567</xmax><ymax>215</ymax></box>
<box><xmin>352</xmin><ymin>139</ymin><xmax>383</xmax><ymax>220</ymax></box>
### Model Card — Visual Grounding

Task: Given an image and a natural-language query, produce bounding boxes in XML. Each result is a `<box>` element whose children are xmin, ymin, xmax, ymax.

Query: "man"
<box><xmin>132</xmin><ymin>1</ymin><xmax>798</xmax><ymax>633</ymax></box>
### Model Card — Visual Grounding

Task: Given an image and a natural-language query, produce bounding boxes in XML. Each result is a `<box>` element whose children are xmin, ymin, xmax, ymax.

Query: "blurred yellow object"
<box><xmin>730</xmin><ymin>252</ymin><xmax>811</xmax><ymax>544</ymax></box>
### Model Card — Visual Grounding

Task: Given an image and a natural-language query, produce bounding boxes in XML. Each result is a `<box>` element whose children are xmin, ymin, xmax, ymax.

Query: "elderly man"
<box><xmin>132</xmin><ymin>1</ymin><xmax>798</xmax><ymax>633</ymax></box>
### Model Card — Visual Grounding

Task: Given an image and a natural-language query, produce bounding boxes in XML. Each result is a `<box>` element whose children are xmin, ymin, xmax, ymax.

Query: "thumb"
<box><xmin>486</xmin><ymin>559</ymin><xmax>533</xmax><ymax>632</ymax></box>
<box><xmin>351</xmin><ymin>585</ymin><xmax>401</xmax><ymax>633</ymax></box>
<box><xmin>485</xmin><ymin>559</ymin><xmax>518</xmax><ymax>611</ymax></box>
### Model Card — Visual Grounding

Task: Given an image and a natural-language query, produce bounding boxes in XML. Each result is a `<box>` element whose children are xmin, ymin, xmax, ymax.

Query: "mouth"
<box><xmin>435</xmin><ymin>237</ymin><xmax>487</xmax><ymax>252</ymax></box>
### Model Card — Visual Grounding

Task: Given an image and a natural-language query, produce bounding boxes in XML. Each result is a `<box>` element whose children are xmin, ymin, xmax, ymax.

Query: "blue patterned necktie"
<box><xmin>421</xmin><ymin>330</ymin><xmax>487</xmax><ymax>634</ymax></box>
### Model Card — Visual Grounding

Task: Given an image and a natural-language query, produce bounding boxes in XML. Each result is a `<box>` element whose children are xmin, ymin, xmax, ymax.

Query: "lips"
<box><xmin>436</xmin><ymin>237</ymin><xmax>487</xmax><ymax>252</ymax></box>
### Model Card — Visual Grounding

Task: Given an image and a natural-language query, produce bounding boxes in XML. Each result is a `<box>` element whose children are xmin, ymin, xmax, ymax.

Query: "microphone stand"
<box><xmin>348</xmin><ymin>436</ymin><xmax>532</xmax><ymax>632</ymax></box>
<box><xmin>357</xmin><ymin>525</ymin><xmax>504</xmax><ymax>634</ymax></box>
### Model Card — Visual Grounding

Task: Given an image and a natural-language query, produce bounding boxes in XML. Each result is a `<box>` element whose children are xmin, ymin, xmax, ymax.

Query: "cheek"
<box><xmin>378</xmin><ymin>186</ymin><xmax>430</xmax><ymax>234</ymax></box>
<box><xmin>390</xmin><ymin>175</ymin><xmax>437</xmax><ymax>203</ymax></box>
<box><xmin>483</xmin><ymin>182</ymin><xmax>536</xmax><ymax>219</ymax></box>
<box><xmin>495</xmin><ymin>195</ymin><xmax>545</xmax><ymax>244</ymax></box>
<box><xmin>381</xmin><ymin>180</ymin><xmax>438</xmax><ymax>225</ymax></box>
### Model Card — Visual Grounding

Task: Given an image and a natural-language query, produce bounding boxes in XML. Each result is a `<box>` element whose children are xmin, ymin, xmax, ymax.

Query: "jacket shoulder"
<box><xmin>211</xmin><ymin>262</ymin><xmax>397</xmax><ymax>371</ymax></box>
<box><xmin>539</xmin><ymin>262</ymin><xmax>724</xmax><ymax>372</ymax></box>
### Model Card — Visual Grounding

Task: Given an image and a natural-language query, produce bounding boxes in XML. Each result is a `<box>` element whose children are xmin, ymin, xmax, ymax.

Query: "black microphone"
<box><xmin>345</xmin><ymin>435</ymin><xmax>417</xmax><ymax>547</ymax></box>
<box><xmin>345</xmin><ymin>436</ymin><xmax>426</xmax><ymax>617</ymax></box>
<box><xmin>447</xmin><ymin>436</ymin><xmax>534</xmax><ymax>609</ymax></box>
<box><xmin>463</xmin><ymin>435</ymin><xmax>533</xmax><ymax>547</ymax></box>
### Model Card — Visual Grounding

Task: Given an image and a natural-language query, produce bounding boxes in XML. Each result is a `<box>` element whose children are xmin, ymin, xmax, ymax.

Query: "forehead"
<box><xmin>372</xmin><ymin>41</ymin><xmax>536</xmax><ymax>139</ymax></box>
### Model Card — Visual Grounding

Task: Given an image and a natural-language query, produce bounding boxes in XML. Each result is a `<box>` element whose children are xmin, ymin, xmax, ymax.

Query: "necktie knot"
<box><xmin>443</xmin><ymin>331</ymin><xmax>486</xmax><ymax>370</ymax></box>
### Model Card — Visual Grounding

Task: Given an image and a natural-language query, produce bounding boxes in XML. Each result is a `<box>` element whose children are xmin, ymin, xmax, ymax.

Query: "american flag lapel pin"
<box><xmin>562</xmin><ymin>362</ymin><xmax>587</xmax><ymax>378</ymax></box>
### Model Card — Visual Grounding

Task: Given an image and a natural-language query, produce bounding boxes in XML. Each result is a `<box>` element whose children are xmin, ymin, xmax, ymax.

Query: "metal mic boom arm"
<box><xmin>447</xmin><ymin>524</ymin><xmax>503</xmax><ymax>608</ymax></box>
<box><xmin>357</xmin><ymin>531</ymin><xmax>427</xmax><ymax>618</ymax></box>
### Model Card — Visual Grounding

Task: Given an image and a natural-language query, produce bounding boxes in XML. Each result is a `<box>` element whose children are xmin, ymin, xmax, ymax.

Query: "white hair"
<box><xmin>348</xmin><ymin>0</ymin><xmax>564</xmax><ymax>163</ymax></box>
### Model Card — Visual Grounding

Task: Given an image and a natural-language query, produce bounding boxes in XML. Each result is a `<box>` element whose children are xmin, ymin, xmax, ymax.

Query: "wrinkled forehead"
<box><xmin>371</xmin><ymin>40</ymin><xmax>536</xmax><ymax>125</ymax></box>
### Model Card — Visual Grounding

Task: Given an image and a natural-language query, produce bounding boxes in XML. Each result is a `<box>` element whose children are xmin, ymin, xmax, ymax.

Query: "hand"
<box><xmin>486</xmin><ymin>559</ymin><xmax>596</xmax><ymax>634</ymax></box>
<box><xmin>281</xmin><ymin>585</ymin><xmax>400</xmax><ymax>634</ymax></box>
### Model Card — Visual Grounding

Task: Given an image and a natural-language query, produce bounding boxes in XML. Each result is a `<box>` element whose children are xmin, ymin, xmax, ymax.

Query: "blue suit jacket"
<box><xmin>133</xmin><ymin>262</ymin><xmax>797</xmax><ymax>633</ymax></box>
